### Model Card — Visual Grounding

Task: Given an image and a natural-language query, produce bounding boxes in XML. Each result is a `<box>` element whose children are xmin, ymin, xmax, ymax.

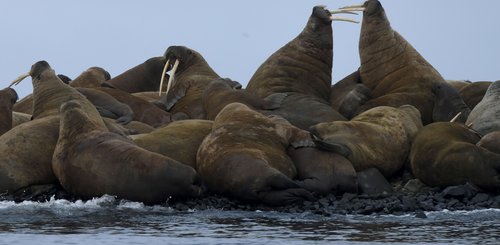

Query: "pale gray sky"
<box><xmin>1</xmin><ymin>0</ymin><xmax>499</xmax><ymax>98</ymax></box>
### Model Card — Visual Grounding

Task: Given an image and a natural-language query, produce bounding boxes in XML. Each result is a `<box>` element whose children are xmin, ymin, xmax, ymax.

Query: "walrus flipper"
<box><xmin>262</xmin><ymin>92</ymin><xmax>288</xmax><ymax>110</ymax></box>
<box><xmin>258</xmin><ymin>174</ymin><xmax>315</xmax><ymax>205</ymax></box>
<box><xmin>164</xmin><ymin>82</ymin><xmax>189</xmax><ymax>111</ymax></box>
<box><xmin>312</xmin><ymin>139</ymin><xmax>351</xmax><ymax>158</ymax></box>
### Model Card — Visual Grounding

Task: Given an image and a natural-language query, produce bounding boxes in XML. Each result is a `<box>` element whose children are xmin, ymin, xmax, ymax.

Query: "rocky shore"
<box><xmin>3</xmin><ymin>173</ymin><xmax>499</xmax><ymax>218</ymax></box>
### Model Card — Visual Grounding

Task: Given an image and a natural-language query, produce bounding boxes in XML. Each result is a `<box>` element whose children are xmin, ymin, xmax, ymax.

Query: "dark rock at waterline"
<box><xmin>357</xmin><ymin>168</ymin><xmax>394</xmax><ymax>195</ymax></box>
<box><xmin>442</xmin><ymin>183</ymin><xmax>482</xmax><ymax>199</ymax></box>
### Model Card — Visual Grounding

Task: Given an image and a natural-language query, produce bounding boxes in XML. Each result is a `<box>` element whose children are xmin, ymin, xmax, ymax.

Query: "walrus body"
<box><xmin>0</xmin><ymin>88</ymin><xmax>18</xmax><ymax>135</ymax></box>
<box><xmin>69</xmin><ymin>66</ymin><xmax>111</xmax><ymax>88</ymax></box>
<box><xmin>134</xmin><ymin>119</ymin><xmax>213</xmax><ymax>169</ymax></box>
<box><xmin>466</xmin><ymin>81</ymin><xmax>500</xmax><ymax>135</ymax></box>
<box><xmin>246</xmin><ymin>6</ymin><xmax>346</xmax><ymax>130</ymax></box>
<box><xmin>155</xmin><ymin>46</ymin><xmax>220</xmax><ymax>119</ymax></box>
<box><xmin>477</xmin><ymin>131</ymin><xmax>500</xmax><ymax>154</ymax></box>
<box><xmin>330</xmin><ymin>70</ymin><xmax>372</xmax><ymax>119</ymax></box>
<box><xmin>0</xmin><ymin>116</ymin><xmax>60</xmax><ymax>193</ymax></box>
<box><xmin>459</xmin><ymin>81</ymin><xmax>492</xmax><ymax>110</ymax></box>
<box><xmin>96</xmin><ymin>87</ymin><xmax>174</xmax><ymax>127</ymax></box>
<box><xmin>288</xmin><ymin>147</ymin><xmax>358</xmax><ymax>195</ymax></box>
<box><xmin>77</xmin><ymin>87</ymin><xmax>134</xmax><ymax>125</ymax></box>
<box><xmin>311</xmin><ymin>105</ymin><xmax>423</xmax><ymax>177</ymax></box>
<box><xmin>102</xmin><ymin>57</ymin><xmax>167</xmax><ymax>93</ymax></box>
<box><xmin>202</xmin><ymin>78</ymin><xmax>286</xmax><ymax>120</ymax></box>
<box><xmin>52</xmin><ymin>100</ymin><xmax>203</xmax><ymax>204</ymax></box>
<box><xmin>410</xmin><ymin>122</ymin><xmax>500</xmax><ymax>189</ymax></box>
<box><xmin>196</xmin><ymin>103</ymin><xmax>314</xmax><ymax>205</ymax></box>
<box><xmin>355</xmin><ymin>0</ymin><xmax>445</xmax><ymax>124</ymax></box>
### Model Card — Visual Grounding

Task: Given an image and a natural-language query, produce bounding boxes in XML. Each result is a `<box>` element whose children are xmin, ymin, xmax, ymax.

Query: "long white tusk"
<box><xmin>165</xmin><ymin>59</ymin><xmax>179</xmax><ymax>97</ymax></box>
<box><xmin>450</xmin><ymin>112</ymin><xmax>462</xmax><ymax>123</ymax></box>
<box><xmin>466</xmin><ymin>122</ymin><xmax>473</xmax><ymax>128</ymax></box>
<box><xmin>330</xmin><ymin>10</ymin><xmax>358</xmax><ymax>15</ymax></box>
<box><xmin>340</xmin><ymin>4</ymin><xmax>365</xmax><ymax>9</ymax></box>
<box><xmin>338</xmin><ymin>7</ymin><xmax>365</xmax><ymax>12</ymax></box>
<box><xmin>9</xmin><ymin>72</ymin><xmax>30</xmax><ymax>87</ymax></box>
<box><xmin>158</xmin><ymin>59</ymin><xmax>170</xmax><ymax>96</ymax></box>
<box><xmin>330</xmin><ymin>16</ymin><xmax>359</xmax><ymax>23</ymax></box>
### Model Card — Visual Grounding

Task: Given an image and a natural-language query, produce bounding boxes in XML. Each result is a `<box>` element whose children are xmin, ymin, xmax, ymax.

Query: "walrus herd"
<box><xmin>1</xmin><ymin>0</ymin><xmax>499</xmax><ymax>208</ymax></box>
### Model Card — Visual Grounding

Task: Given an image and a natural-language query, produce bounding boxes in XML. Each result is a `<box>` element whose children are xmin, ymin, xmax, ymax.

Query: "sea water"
<box><xmin>0</xmin><ymin>195</ymin><xmax>499</xmax><ymax>244</ymax></box>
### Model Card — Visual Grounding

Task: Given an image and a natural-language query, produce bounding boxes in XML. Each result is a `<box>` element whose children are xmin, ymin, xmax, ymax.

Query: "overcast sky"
<box><xmin>1</xmin><ymin>0</ymin><xmax>499</xmax><ymax>98</ymax></box>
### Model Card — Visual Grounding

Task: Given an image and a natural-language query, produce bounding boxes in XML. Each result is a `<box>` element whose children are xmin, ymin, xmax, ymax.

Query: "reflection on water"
<box><xmin>0</xmin><ymin>196</ymin><xmax>499</xmax><ymax>244</ymax></box>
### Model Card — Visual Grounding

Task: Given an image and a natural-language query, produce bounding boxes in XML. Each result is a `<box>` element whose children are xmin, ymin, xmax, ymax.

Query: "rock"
<box><xmin>442</xmin><ymin>183</ymin><xmax>481</xmax><ymax>199</ymax></box>
<box><xmin>403</xmin><ymin>179</ymin><xmax>426</xmax><ymax>193</ymax></box>
<box><xmin>470</xmin><ymin>193</ymin><xmax>490</xmax><ymax>204</ymax></box>
<box><xmin>357</xmin><ymin>168</ymin><xmax>394</xmax><ymax>195</ymax></box>
<box><xmin>415</xmin><ymin>211</ymin><xmax>427</xmax><ymax>219</ymax></box>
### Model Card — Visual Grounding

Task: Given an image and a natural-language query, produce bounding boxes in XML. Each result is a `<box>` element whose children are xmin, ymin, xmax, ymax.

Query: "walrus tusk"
<box><xmin>330</xmin><ymin>16</ymin><xmax>359</xmax><ymax>23</ymax></box>
<box><xmin>330</xmin><ymin>10</ymin><xmax>358</xmax><ymax>15</ymax></box>
<box><xmin>466</xmin><ymin>122</ymin><xmax>473</xmax><ymax>128</ymax></box>
<box><xmin>450</xmin><ymin>112</ymin><xmax>462</xmax><ymax>123</ymax></box>
<box><xmin>9</xmin><ymin>73</ymin><xmax>30</xmax><ymax>87</ymax></box>
<box><xmin>338</xmin><ymin>4</ymin><xmax>366</xmax><ymax>12</ymax></box>
<box><xmin>165</xmin><ymin>59</ymin><xmax>179</xmax><ymax>97</ymax></box>
<box><xmin>158</xmin><ymin>60</ymin><xmax>170</xmax><ymax>96</ymax></box>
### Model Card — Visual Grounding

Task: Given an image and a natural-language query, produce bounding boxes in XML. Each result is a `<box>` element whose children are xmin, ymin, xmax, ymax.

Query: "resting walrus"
<box><xmin>52</xmin><ymin>99</ymin><xmax>203</xmax><ymax>204</ymax></box>
<box><xmin>0</xmin><ymin>87</ymin><xmax>18</xmax><ymax>135</ymax></box>
<box><xmin>196</xmin><ymin>103</ymin><xmax>315</xmax><ymax>205</ymax></box>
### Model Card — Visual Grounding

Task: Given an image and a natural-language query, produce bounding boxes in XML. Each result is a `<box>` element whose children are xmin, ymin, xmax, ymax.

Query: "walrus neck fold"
<box><xmin>59</xmin><ymin>106</ymin><xmax>108</xmax><ymax>141</ymax></box>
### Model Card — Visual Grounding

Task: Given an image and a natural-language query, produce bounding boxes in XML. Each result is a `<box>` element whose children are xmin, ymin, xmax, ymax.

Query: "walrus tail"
<box><xmin>258</xmin><ymin>174</ymin><xmax>316</xmax><ymax>206</ymax></box>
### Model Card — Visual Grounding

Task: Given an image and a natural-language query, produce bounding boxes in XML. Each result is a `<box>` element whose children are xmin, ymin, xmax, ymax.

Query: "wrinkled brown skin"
<box><xmin>466</xmin><ymin>81</ymin><xmax>500</xmax><ymax>135</ymax></box>
<box><xmin>28</xmin><ymin>61</ymin><xmax>100</xmax><ymax>120</ymax></box>
<box><xmin>96</xmin><ymin>87</ymin><xmax>175</xmax><ymax>127</ymax></box>
<box><xmin>431</xmin><ymin>82</ymin><xmax>470</xmax><ymax>123</ymax></box>
<box><xmin>0</xmin><ymin>88</ymin><xmax>18</xmax><ymax>135</ymax></box>
<box><xmin>477</xmin><ymin>131</ymin><xmax>500</xmax><ymax>154</ymax></box>
<box><xmin>459</xmin><ymin>81</ymin><xmax>492</xmax><ymax>110</ymax></box>
<box><xmin>246</xmin><ymin>7</ymin><xmax>345</xmax><ymax>129</ymax></box>
<box><xmin>247</xmin><ymin>6</ymin><xmax>333</xmax><ymax>101</ymax></box>
<box><xmin>134</xmin><ymin>120</ymin><xmax>213</xmax><ymax>169</ymax></box>
<box><xmin>12</xmin><ymin>112</ymin><xmax>31</xmax><ymax>128</ymax></box>
<box><xmin>13</xmin><ymin>94</ymin><xmax>33</xmax><ymax>114</ymax></box>
<box><xmin>132</xmin><ymin>92</ymin><xmax>162</xmax><ymax>103</ymax></box>
<box><xmin>77</xmin><ymin>87</ymin><xmax>134</xmax><ymax>125</ymax></box>
<box><xmin>288</xmin><ymin>147</ymin><xmax>358</xmax><ymax>196</ymax></box>
<box><xmin>52</xmin><ymin>100</ymin><xmax>203</xmax><ymax>204</ymax></box>
<box><xmin>102</xmin><ymin>57</ymin><xmax>168</xmax><ymax>93</ymax></box>
<box><xmin>410</xmin><ymin>122</ymin><xmax>500</xmax><ymax>189</ymax></box>
<box><xmin>311</xmin><ymin>105</ymin><xmax>423</xmax><ymax>177</ymax></box>
<box><xmin>196</xmin><ymin>103</ymin><xmax>315</xmax><ymax>205</ymax></box>
<box><xmin>330</xmin><ymin>70</ymin><xmax>372</xmax><ymax>119</ymax></box>
<box><xmin>357</xmin><ymin>0</ymin><xmax>444</xmax><ymax>125</ymax></box>
<box><xmin>0</xmin><ymin>116</ymin><xmax>60</xmax><ymax>193</ymax></box>
<box><xmin>69</xmin><ymin>66</ymin><xmax>111</xmax><ymax>88</ymax></box>
<box><xmin>202</xmin><ymin>78</ymin><xmax>286</xmax><ymax>120</ymax></box>
<box><xmin>155</xmin><ymin>46</ymin><xmax>220</xmax><ymax>119</ymax></box>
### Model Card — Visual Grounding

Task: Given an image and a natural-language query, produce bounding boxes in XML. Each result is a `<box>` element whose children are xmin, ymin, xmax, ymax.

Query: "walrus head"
<box><xmin>0</xmin><ymin>88</ymin><xmax>19</xmax><ymax>105</ymax></box>
<box><xmin>158</xmin><ymin>46</ymin><xmax>204</xmax><ymax>96</ymax></box>
<box><xmin>9</xmin><ymin>60</ymin><xmax>55</xmax><ymax>87</ymax></box>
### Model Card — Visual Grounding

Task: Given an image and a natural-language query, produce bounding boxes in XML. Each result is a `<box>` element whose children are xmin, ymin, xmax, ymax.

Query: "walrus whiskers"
<box><xmin>165</xmin><ymin>59</ymin><xmax>180</xmax><ymax>97</ymax></box>
<box><xmin>158</xmin><ymin>60</ymin><xmax>170</xmax><ymax>96</ymax></box>
<box><xmin>450</xmin><ymin>112</ymin><xmax>462</xmax><ymax>123</ymax></box>
<box><xmin>9</xmin><ymin>73</ymin><xmax>30</xmax><ymax>87</ymax></box>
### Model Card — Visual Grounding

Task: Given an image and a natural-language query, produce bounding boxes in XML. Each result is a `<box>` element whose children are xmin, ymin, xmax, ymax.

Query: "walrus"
<box><xmin>134</xmin><ymin>119</ymin><xmax>213</xmax><ymax>169</ymax></box>
<box><xmin>466</xmin><ymin>81</ymin><xmax>500</xmax><ymax>135</ymax></box>
<box><xmin>330</xmin><ymin>70</ymin><xmax>372</xmax><ymax>119</ymax></box>
<box><xmin>12</xmin><ymin>111</ymin><xmax>31</xmax><ymax>128</ymax></box>
<box><xmin>245</xmin><ymin>6</ymin><xmax>352</xmax><ymax>129</ymax></box>
<box><xmin>52</xmin><ymin>99</ymin><xmax>203</xmax><ymax>204</ymax></box>
<box><xmin>0</xmin><ymin>88</ymin><xmax>18</xmax><ymax>135</ymax></box>
<box><xmin>12</xmin><ymin>94</ymin><xmax>33</xmax><ymax>114</ymax></box>
<box><xmin>446</xmin><ymin>80</ymin><xmax>471</xmax><ymax>92</ymax></box>
<box><xmin>410</xmin><ymin>122</ymin><xmax>500</xmax><ymax>189</ymax></box>
<box><xmin>477</xmin><ymin>131</ymin><xmax>500</xmax><ymax>154</ymax></box>
<box><xmin>132</xmin><ymin>91</ymin><xmax>162</xmax><ymax>103</ymax></box>
<box><xmin>69</xmin><ymin>66</ymin><xmax>111</xmax><ymax>88</ymax></box>
<box><xmin>102</xmin><ymin>56</ymin><xmax>168</xmax><ymax>93</ymax></box>
<box><xmin>0</xmin><ymin>115</ymin><xmax>60</xmax><ymax>193</ymax></box>
<box><xmin>76</xmin><ymin>87</ymin><xmax>134</xmax><ymax>125</ymax></box>
<box><xmin>431</xmin><ymin>82</ymin><xmax>470</xmax><ymax>123</ymax></box>
<box><xmin>459</xmin><ymin>81</ymin><xmax>493</xmax><ymax>110</ymax></box>
<box><xmin>339</xmin><ymin>0</ymin><xmax>445</xmax><ymax>124</ymax></box>
<box><xmin>288</xmin><ymin>146</ymin><xmax>358</xmax><ymax>196</ymax></box>
<box><xmin>202</xmin><ymin>78</ymin><xmax>287</xmax><ymax>120</ymax></box>
<box><xmin>310</xmin><ymin>105</ymin><xmax>423</xmax><ymax>177</ymax></box>
<box><xmin>154</xmin><ymin>46</ymin><xmax>221</xmax><ymax>119</ymax></box>
<box><xmin>196</xmin><ymin>103</ymin><xmax>315</xmax><ymax>205</ymax></box>
<box><xmin>96</xmin><ymin>87</ymin><xmax>180</xmax><ymax>127</ymax></box>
